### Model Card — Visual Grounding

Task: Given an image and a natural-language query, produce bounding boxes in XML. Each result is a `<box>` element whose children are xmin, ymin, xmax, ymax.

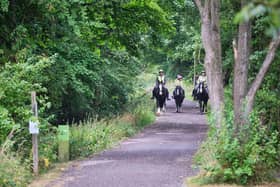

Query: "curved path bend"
<box><xmin>46</xmin><ymin>100</ymin><xmax>208</xmax><ymax>187</ymax></box>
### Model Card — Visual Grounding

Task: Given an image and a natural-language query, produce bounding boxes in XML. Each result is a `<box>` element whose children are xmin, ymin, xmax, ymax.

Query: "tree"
<box><xmin>233</xmin><ymin>0</ymin><xmax>251</xmax><ymax>130</ymax></box>
<box><xmin>233</xmin><ymin>1</ymin><xmax>280</xmax><ymax>130</ymax></box>
<box><xmin>193</xmin><ymin>1</ymin><xmax>280</xmax><ymax>183</ymax></box>
<box><xmin>0</xmin><ymin>0</ymin><xmax>173</xmax><ymax>123</ymax></box>
<box><xmin>194</xmin><ymin>0</ymin><xmax>225</xmax><ymax>128</ymax></box>
<box><xmin>194</xmin><ymin>0</ymin><xmax>280</xmax><ymax>130</ymax></box>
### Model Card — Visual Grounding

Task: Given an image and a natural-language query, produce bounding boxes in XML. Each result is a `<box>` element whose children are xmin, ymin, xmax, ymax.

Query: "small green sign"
<box><xmin>58</xmin><ymin>125</ymin><xmax>69</xmax><ymax>162</ymax></box>
<box><xmin>58</xmin><ymin>125</ymin><xmax>69</xmax><ymax>141</ymax></box>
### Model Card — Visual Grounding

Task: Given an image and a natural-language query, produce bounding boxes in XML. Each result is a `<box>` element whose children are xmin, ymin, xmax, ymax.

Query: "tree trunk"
<box><xmin>195</xmin><ymin>0</ymin><xmax>224</xmax><ymax>128</ymax></box>
<box><xmin>233</xmin><ymin>0</ymin><xmax>251</xmax><ymax>130</ymax></box>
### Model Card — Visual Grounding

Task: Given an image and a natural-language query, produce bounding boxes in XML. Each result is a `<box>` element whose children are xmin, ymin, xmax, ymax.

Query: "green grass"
<box><xmin>185</xmin><ymin>176</ymin><xmax>280</xmax><ymax>187</ymax></box>
<box><xmin>69</xmin><ymin>101</ymin><xmax>155</xmax><ymax>159</ymax></box>
<box><xmin>0</xmin><ymin>148</ymin><xmax>32</xmax><ymax>187</ymax></box>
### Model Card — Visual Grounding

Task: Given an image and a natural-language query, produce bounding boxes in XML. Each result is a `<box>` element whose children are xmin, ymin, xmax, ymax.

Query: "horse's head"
<box><xmin>198</xmin><ymin>82</ymin><xmax>204</xmax><ymax>93</ymax></box>
<box><xmin>158</xmin><ymin>83</ymin><xmax>163</xmax><ymax>95</ymax></box>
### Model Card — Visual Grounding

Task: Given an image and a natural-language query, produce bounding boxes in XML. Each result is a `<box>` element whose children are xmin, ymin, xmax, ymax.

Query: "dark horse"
<box><xmin>153</xmin><ymin>83</ymin><xmax>168</xmax><ymax>115</ymax></box>
<box><xmin>173</xmin><ymin>86</ymin><xmax>185</xmax><ymax>113</ymax></box>
<box><xmin>196</xmin><ymin>82</ymin><xmax>209</xmax><ymax>114</ymax></box>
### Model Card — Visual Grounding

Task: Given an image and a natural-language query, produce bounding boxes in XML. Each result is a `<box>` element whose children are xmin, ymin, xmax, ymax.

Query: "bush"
<box><xmin>38</xmin><ymin>123</ymin><xmax>58</xmax><ymax>170</ymax></box>
<box><xmin>0</xmin><ymin>58</ymin><xmax>52</xmax><ymax>145</ymax></box>
<box><xmin>195</xmin><ymin>109</ymin><xmax>280</xmax><ymax>185</ymax></box>
<box><xmin>256</xmin><ymin>89</ymin><xmax>280</xmax><ymax>131</ymax></box>
<box><xmin>0</xmin><ymin>142</ymin><xmax>32</xmax><ymax>187</ymax></box>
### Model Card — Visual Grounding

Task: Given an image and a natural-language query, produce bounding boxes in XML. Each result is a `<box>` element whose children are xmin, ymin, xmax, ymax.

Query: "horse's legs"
<box><xmin>156</xmin><ymin>99</ymin><xmax>160</xmax><ymax>115</ymax></box>
<box><xmin>204</xmin><ymin>100</ymin><xmax>208</xmax><ymax>112</ymax></box>
<box><xmin>156</xmin><ymin>107</ymin><xmax>161</xmax><ymax>116</ymax></box>
<box><xmin>175</xmin><ymin>99</ymin><xmax>178</xmax><ymax>112</ymax></box>
<box><xmin>176</xmin><ymin>99</ymin><xmax>180</xmax><ymax>112</ymax></box>
<box><xmin>199</xmin><ymin>100</ymin><xmax>203</xmax><ymax>114</ymax></box>
<box><xmin>163</xmin><ymin>101</ymin><xmax>166</xmax><ymax>112</ymax></box>
<box><xmin>193</xmin><ymin>88</ymin><xmax>198</xmax><ymax>101</ymax></box>
<box><xmin>157</xmin><ymin>97</ymin><xmax>166</xmax><ymax>114</ymax></box>
<box><xmin>179</xmin><ymin>99</ymin><xmax>183</xmax><ymax>113</ymax></box>
<box><xmin>202</xmin><ymin>101</ymin><xmax>205</xmax><ymax>113</ymax></box>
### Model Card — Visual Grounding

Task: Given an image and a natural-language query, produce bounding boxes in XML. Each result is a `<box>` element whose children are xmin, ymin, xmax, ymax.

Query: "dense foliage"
<box><xmin>192</xmin><ymin>0</ymin><xmax>280</xmax><ymax>185</ymax></box>
<box><xmin>0</xmin><ymin>1</ymin><xmax>168</xmax><ymax>186</ymax></box>
<box><xmin>195</xmin><ymin>91</ymin><xmax>280</xmax><ymax>185</ymax></box>
<box><xmin>0</xmin><ymin>0</ymin><xmax>173</xmax><ymax>141</ymax></box>
<box><xmin>0</xmin><ymin>0</ymin><xmax>280</xmax><ymax>186</ymax></box>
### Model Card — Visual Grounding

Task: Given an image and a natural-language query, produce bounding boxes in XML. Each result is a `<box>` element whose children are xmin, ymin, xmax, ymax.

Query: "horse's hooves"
<box><xmin>156</xmin><ymin>112</ymin><xmax>161</xmax><ymax>116</ymax></box>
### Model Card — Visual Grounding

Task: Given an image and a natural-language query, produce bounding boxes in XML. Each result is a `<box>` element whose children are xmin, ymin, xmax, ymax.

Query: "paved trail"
<box><xmin>47</xmin><ymin>100</ymin><xmax>207</xmax><ymax>187</ymax></box>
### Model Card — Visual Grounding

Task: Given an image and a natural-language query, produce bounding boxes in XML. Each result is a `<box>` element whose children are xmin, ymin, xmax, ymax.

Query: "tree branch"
<box><xmin>0</xmin><ymin>127</ymin><xmax>16</xmax><ymax>155</ymax></box>
<box><xmin>245</xmin><ymin>32</ymin><xmax>280</xmax><ymax>114</ymax></box>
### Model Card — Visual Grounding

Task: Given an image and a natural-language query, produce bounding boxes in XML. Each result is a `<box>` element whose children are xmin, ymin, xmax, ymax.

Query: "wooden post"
<box><xmin>31</xmin><ymin>91</ymin><xmax>39</xmax><ymax>175</ymax></box>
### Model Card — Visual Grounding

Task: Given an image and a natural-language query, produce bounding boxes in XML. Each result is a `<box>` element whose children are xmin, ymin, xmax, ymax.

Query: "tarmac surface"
<box><xmin>46</xmin><ymin>99</ymin><xmax>208</xmax><ymax>187</ymax></box>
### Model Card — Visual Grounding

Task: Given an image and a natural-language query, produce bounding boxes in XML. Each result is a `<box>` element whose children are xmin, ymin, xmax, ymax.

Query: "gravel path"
<box><xmin>46</xmin><ymin>100</ymin><xmax>208</xmax><ymax>187</ymax></box>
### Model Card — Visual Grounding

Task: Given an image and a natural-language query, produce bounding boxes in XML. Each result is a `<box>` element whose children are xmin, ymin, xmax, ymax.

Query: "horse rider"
<box><xmin>175</xmin><ymin>74</ymin><xmax>183</xmax><ymax>87</ymax></box>
<box><xmin>156</xmin><ymin>69</ymin><xmax>166</xmax><ymax>86</ymax></box>
<box><xmin>196</xmin><ymin>70</ymin><xmax>208</xmax><ymax>93</ymax></box>
<box><xmin>151</xmin><ymin>69</ymin><xmax>170</xmax><ymax>100</ymax></box>
<box><xmin>173</xmin><ymin>74</ymin><xmax>185</xmax><ymax>98</ymax></box>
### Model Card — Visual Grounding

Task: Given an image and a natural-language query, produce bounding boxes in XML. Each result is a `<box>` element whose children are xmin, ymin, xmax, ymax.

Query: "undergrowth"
<box><xmin>0</xmin><ymin>141</ymin><xmax>32</xmax><ymax>187</ymax></box>
<box><xmin>70</xmin><ymin>102</ymin><xmax>155</xmax><ymax>159</ymax></box>
<box><xmin>0</xmin><ymin>96</ymin><xmax>155</xmax><ymax>187</ymax></box>
<box><xmin>193</xmin><ymin>91</ymin><xmax>280</xmax><ymax>185</ymax></box>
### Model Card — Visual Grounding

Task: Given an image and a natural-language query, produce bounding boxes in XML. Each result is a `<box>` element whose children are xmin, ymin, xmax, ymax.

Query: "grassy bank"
<box><xmin>185</xmin><ymin>177</ymin><xmax>280</xmax><ymax>187</ymax></box>
<box><xmin>0</xmin><ymin>96</ymin><xmax>155</xmax><ymax>187</ymax></box>
<box><xmin>69</xmin><ymin>99</ymin><xmax>155</xmax><ymax>160</ymax></box>
<box><xmin>0</xmin><ymin>65</ymin><xmax>157</xmax><ymax>187</ymax></box>
<box><xmin>188</xmin><ymin>88</ymin><xmax>280</xmax><ymax>186</ymax></box>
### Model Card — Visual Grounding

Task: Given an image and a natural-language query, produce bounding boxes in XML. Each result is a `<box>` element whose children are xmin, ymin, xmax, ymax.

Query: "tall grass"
<box><xmin>69</xmin><ymin>99</ymin><xmax>155</xmax><ymax>159</ymax></box>
<box><xmin>0</xmin><ymin>141</ymin><xmax>32</xmax><ymax>187</ymax></box>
